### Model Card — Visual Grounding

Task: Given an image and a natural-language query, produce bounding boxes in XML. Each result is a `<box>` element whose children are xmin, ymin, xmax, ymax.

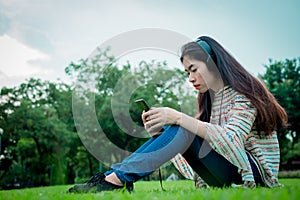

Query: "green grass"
<box><xmin>0</xmin><ymin>179</ymin><xmax>299</xmax><ymax>200</ymax></box>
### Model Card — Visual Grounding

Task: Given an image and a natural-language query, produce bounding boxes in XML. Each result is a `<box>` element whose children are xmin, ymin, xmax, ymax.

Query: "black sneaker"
<box><xmin>67</xmin><ymin>172</ymin><xmax>134</xmax><ymax>193</ymax></box>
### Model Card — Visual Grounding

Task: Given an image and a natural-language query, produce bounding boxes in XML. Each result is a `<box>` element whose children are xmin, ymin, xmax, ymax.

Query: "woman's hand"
<box><xmin>142</xmin><ymin>107</ymin><xmax>180</xmax><ymax>136</ymax></box>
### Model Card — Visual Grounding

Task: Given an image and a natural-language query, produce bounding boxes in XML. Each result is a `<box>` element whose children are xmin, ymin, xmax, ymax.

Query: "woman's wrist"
<box><xmin>174</xmin><ymin>110</ymin><xmax>182</xmax><ymax>125</ymax></box>
<box><xmin>174</xmin><ymin>112</ymin><xmax>208</xmax><ymax>139</ymax></box>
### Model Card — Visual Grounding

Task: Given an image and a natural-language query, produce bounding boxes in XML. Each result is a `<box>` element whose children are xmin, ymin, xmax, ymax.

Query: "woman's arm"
<box><xmin>142</xmin><ymin>107</ymin><xmax>207</xmax><ymax>138</ymax></box>
<box><xmin>143</xmin><ymin>94</ymin><xmax>256</xmax><ymax>145</ymax></box>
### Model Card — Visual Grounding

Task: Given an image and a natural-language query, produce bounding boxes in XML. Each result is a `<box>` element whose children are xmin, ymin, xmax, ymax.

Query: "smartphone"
<box><xmin>135</xmin><ymin>99</ymin><xmax>166</xmax><ymax>134</ymax></box>
<box><xmin>135</xmin><ymin>99</ymin><xmax>150</xmax><ymax>111</ymax></box>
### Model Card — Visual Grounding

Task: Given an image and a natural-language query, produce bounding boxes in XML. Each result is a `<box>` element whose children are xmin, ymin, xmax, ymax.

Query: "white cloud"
<box><xmin>0</xmin><ymin>34</ymin><xmax>51</xmax><ymax>87</ymax></box>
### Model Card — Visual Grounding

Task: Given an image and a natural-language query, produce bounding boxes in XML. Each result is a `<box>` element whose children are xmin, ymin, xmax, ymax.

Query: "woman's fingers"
<box><xmin>145</xmin><ymin>119</ymin><xmax>163</xmax><ymax>133</ymax></box>
<box><xmin>141</xmin><ymin>111</ymin><xmax>148</xmax><ymax>124</ymax></box>
<box><xmin>143</xmin><ymin>110</ymin><xmax>161</xmax><ymax>122</ymax></box>
<box><xmin>142</xmin><ymin>110</ymin><xmax>154</xmax><ymax>122</ymax></box>
<box><xmin>145</xmin><ymin>117</ymin><xmax>162</xmax><ymax>127</ymax></box>
<box><xmin>143</xmin><ymin>108</ymin><xmax>167</xmax><ymax>135</ymax></box>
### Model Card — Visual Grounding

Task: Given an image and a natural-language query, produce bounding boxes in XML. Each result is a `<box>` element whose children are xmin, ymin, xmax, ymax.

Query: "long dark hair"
<box><xmin>180</xmin><ymin>36</ymin><xmax>288</xmax><ymax>135</ymax></box>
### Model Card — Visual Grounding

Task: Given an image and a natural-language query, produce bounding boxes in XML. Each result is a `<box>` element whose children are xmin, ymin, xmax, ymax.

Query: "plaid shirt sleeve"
<box><xmin>171</xmin><ymin>153</ymin><xmax>194</xmax><ymax>180</ymax></box>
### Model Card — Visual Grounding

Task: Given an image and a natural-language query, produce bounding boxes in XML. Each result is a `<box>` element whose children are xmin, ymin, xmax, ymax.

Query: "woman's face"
<box><xmin>182</xmin><ymin>56</ymin><xmax>219</xmax><ymax>93</ymax></box>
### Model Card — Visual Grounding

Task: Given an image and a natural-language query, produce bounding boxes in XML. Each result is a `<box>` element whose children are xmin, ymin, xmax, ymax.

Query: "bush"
<box><xmin>278</xmin><ymin>170</ymin><xmax>300</xmax><ymax>178</ymax></box>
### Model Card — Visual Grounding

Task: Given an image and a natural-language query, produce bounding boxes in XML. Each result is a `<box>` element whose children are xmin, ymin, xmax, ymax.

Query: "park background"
<box><xmin>0</xmin><ymin>0</ymin><xmax>300</xmax><ymax>190</ymax></box>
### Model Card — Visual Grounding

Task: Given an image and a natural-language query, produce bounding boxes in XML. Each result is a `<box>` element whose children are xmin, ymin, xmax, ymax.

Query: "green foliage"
<box><xmin>0</xmin><ymin>78</ymin><xmax>76</xmax><ymax>187</ymax></box>
<box><xmin>259</xmin><ymin>58</ymin><xmax>300</xmax><ymax>162</ymax></box>
<box><xmin>0</xmin><ymin>179</ymin><xmax>299</xmax><ymax>200</ymax></box>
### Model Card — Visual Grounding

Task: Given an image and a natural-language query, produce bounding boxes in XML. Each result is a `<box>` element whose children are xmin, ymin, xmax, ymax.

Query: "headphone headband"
<box><xmin>195</xmin><ymin>39</ymin><xmax>212</xmax><ymax>56</ymax></box>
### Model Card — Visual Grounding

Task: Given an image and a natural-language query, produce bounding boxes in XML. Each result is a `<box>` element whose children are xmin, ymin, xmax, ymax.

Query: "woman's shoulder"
<box><xmin>226</xmin><ymin>86</ymin><xmax>251</xmax><ymax>103</ymax></box>
<box><xmin>217</xmin><ymin>86</ymin><xmax>247</xmax><ymax>102</ymax></box>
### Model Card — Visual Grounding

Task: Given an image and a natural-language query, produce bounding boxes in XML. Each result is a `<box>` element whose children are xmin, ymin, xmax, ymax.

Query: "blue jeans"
<box><xmin>105</xmin><ymin>126</ymin><xmax>194</xmax><ymax>182</ymax></box>
<box><xmin>105</xmin><ymin>125</ymin><xmax>263</xmax><ymax>187</ymax></box>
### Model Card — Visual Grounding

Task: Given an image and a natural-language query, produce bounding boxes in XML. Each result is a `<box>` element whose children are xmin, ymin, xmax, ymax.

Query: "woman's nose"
<box><xmin>189</xmin><ymin>74</ymin><xmax>195</xmax><ymax>83</ymax></box>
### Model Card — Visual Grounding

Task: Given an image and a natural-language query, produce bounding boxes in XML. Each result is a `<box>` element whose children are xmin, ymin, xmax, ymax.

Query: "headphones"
<box><xmin>195</xmin><ymin>39</ymin><xmax>213</xmax><ymax>62</ymax></box>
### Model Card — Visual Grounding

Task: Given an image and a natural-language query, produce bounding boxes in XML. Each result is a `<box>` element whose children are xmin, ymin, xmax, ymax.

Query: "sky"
<box><xmin>0</xmin><ymin>0</ymin><xmax>300</xmax><ymax>88</ymax></box>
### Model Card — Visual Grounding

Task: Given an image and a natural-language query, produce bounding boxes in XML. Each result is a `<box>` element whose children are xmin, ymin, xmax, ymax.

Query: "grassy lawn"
<box><xmin>0</xmin><ymin>179</ymin><xmax>299</xmax><ymax>200</ymax></box>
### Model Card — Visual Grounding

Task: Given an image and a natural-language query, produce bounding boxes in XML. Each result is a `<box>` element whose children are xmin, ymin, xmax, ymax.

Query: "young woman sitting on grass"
<box><xmin>68</xmin><ymin>36</ymin><xmax>288</xmax><ymax>193</ymax></box>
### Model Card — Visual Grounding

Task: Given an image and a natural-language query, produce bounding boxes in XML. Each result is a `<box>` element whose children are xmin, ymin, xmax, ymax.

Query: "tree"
<box><xmin>0</xmin><ymin>78</ymin><xmax>76</xmax><ymax>187</ymax></box>
<box><xmin>259</xmin><ymin>58</ymin><xmax>300</xmax><ymax>162</ymax></box>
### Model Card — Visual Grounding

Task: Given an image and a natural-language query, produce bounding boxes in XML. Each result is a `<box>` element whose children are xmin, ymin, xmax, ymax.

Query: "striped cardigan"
<box><xmin>172</xmin><ymin>86</ymin><xmax>281</xmax><ymax>188</ymax></box>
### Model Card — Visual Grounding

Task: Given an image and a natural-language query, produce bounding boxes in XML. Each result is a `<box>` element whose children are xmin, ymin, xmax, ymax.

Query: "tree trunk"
<box><xmin>88</xmin><ymin>156</ymin><xmax>93</xmax><ymax>176</ymax></box>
